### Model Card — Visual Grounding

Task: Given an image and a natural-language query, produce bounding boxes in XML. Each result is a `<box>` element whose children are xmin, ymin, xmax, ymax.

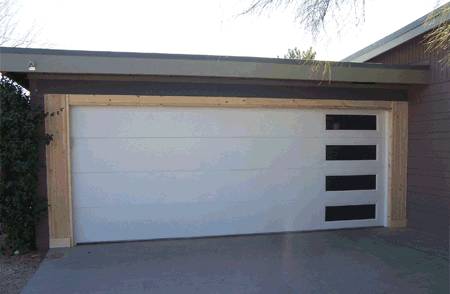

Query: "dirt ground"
<box><xmin>0</xmin><ymin>234</ymin><xmax>47</xmax><ymax>294</ymax></box>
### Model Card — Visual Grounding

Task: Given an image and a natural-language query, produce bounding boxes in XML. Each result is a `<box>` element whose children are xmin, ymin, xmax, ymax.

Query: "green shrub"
<box><xmin>0</xmin><ymin>75</ymin><xmax>62</xmax><ymax>255</ymax></box>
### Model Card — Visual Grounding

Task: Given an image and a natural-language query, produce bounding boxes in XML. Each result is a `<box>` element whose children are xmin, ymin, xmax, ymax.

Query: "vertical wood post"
<box><xmin>388</xmin><ymin>101</ymin><xmax>408</xmax><ymax>227</ymax></box>
<box><xmin>45</xmin><ymin>94</ymin><xmax>72</xmax><ymax>248</ymax></box>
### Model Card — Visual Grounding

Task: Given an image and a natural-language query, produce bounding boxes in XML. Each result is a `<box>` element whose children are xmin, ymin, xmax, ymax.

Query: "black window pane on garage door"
<box><xmin>326</xmin><ymin>145</ymin><xmax>377</xmax><ymax>161</ymax></box>
<box><xmin>326</xmin><ymin>175</ymin><xmax>376</xmax><ymax>191</ymax></box>
<box><xmin>326</xmin><ymin>115</ymin><xmax>377</xmax><ymax>130</ymax></box>
<box><xmin>325</xmin><ymin>204</ymin><xmax>376</xmax><ymax>221</ymax></box>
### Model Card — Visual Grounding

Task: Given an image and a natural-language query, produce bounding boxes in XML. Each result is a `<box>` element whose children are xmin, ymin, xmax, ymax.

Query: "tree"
<box><xmin>0</xmin><ymin>75</ymin><xmax>62</xmax><ymax>254</ymax></box>
<box><xmin>424</xmin><ymin>3</ymin><xmax>450</xmax><ymax>67</ymax></box>
<box><xmin>240</xmin><ymin>0</ymin><xmax>450</xmax><ymax>67</ymax></box>
<box><xmin>240</xmin><ymin>0</ymin><xmax>367</xmax><ymax>42</ymax></box>
<box><xmin>0</xmin><ymin>0</ymin><xmax>42</xmax><ymax>47</ymax></box>
<box><xmin>0</xmin><ymin>0</ymin><xmax>55</xmax><ymax>254</ymax></box>
<box><xmin>281</xmin><ymin>46</ymin><xmax>316</xmax><ymax>60</ymax></box>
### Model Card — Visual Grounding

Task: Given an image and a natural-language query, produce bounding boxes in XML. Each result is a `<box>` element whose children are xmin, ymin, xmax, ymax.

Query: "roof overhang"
<box><xmin>0</xmin><ymin>47</ymin><xmax>430</xmax><ymax>88</ymax></box>
<box><xmin>342</xmin><ymin>4</ymin><xmax>450</xmax><ymax>62</ymax></box>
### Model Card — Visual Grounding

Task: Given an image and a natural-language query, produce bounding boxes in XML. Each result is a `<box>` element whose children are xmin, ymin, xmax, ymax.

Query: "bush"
<box><xmin>0</xmin><ymin>75</ymin><xmax>62</xmax><ymax>255</ymax></box>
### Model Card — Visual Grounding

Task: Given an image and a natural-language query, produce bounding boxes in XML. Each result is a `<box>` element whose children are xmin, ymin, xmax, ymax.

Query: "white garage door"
<box><xmin>71</xmin><ymin>106</ymin><xmax>388</xmax><ymax>244</ymax></box>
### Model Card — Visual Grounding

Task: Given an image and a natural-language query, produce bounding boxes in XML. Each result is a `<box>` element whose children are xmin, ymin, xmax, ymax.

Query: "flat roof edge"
<box><xmin>0</xmin><ymin>48</ymin><xmax>430</xmax><ymax>85</ymax></box>
<box><xmin>0</xmin><ymin>47</ymin><xmax>429</xmax><ymax>70</ymax></box>
<box><xmin>341</xmin><ymin>3</ymin><xmax>450</xmax><ymax>62</ymax></box>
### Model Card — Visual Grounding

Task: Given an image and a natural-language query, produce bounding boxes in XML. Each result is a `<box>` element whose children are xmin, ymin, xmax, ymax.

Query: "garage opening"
<box><xmin>70</xmin><ymin>106</ymin><xmax>388</xmax><ymax>244</ymax></box>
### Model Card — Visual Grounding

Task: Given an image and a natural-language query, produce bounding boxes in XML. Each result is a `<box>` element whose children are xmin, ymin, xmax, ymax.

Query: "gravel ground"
<box><xmin>0</xmin><ymin>235</ymin><xmax>47</xmax><ymax>294</ymax></box>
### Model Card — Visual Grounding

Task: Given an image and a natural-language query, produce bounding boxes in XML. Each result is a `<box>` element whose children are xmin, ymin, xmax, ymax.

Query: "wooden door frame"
<box><xmin>45</xmin><ymin>94</ymin><xmax>408</xmax><ymax>248</ymax></box>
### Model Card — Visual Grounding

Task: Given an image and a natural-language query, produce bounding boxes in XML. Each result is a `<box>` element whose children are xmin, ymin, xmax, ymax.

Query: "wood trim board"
<box><xmin>45</xmin><ymin>94</ymin><xmax>72</xmax><ymax>248</ymax></box>
<box><xmin>388</xmin><ymin>101</ymin><xmax>409</xmax><ymax>226</ymax></box>
<box><xmin>65</xmin><ymin>94</ymin><xmax>74</xmax><ymax>247</ymax></box>
<box><xmin>68</xmin><ymin>95</ymin><xmax>393</xmax><ymax>109</ymax></box>
<box><xmin>49</xmin><ymin>238</ymin><xmax>71</xmax><ymax>248</ymax></box>
<box><xmin>390</xmin><ymin>219</ymin><xmax>408</xmax><ymax>228</ymax></box>
<box><xmin>45</xmin><ymin>94</ymin><xmax>408</xmax><ymax>247</ymax></box>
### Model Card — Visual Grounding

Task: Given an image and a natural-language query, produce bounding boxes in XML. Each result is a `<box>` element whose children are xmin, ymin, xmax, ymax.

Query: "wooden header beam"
<box><xmin>68</xmin><ymin>95</ymin><xmax>393</xmax><ymax>110</ymax></box>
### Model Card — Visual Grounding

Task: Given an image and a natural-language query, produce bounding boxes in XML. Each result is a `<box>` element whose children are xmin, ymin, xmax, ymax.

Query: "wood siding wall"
<box><xmin>369</xmin><ymin>33</ymin><xmax>450</xmax><ymax>237</ymax></box>
<box><xmin>369</xmin><ymin>34</ymin><xmax>450</xmax><ymax>84</ymax></box>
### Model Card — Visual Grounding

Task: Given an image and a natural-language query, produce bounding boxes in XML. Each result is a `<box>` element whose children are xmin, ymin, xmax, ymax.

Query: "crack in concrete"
<box><xmin>286</xmin><ymin>282</ymin><xmax>293</xmax><ymax>294</ymax></box>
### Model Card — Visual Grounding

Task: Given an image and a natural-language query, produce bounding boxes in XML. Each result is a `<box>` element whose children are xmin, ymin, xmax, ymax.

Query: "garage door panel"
<box><xmin>72</xmin><ymin>169</ymin><xmax>319</xmax><ymax>207</ymax></box>
<box><xmin>71</xmin><ymin>138</ymin><xmax>322</xmax><ymax>172</ymax></box>
<box><xmin>323</xmin><ymin>191</ymin><xmax>384</xmax><ymax>206</ymax></box>
<box><xmin>73</xmin><ymin>198</ymin><xmax>385</xmax><ymax>244</ymax></box>
<box><xmin>72</xmin><ymin>107</ymin><xmax>322</xmax><ymax>138</ymax></box>
<box><xmin>72</xmin><ymin>167</ymin><xmax>384</xmax><ymax>208</ymax></box>
<box><xmin>322</xmin><ymin>138</ymin><xmax>386</xmax><ymax>170</ymax></box>
<box><xmin>74</xmin><ymin>200</ymin><xmax>300</xmax><ymax>243</ymax></box>
<box><xmin>74</xmin><ymin>196</ymin><xmax>384</xmax><ymax>243</ymax></box>
<box><xmin>185</xmin><ymin>170</ymin><xmax>309</xmax><ymax>203</ymax></box>
<box><xmin>71</xmin><ymin>137</ymin><xmax>384</xmax><ymax>173</ymax></box>
<box><xmin>72</xmin><ymin>199</ymin><xmax>335</xmax><ymax>243</ymax></box>
<box><xmin>72</xmin><ymin>171</ymin><xmax>192</xmax><ymax>207</ymax></box>
<box><xmin>71</xmin><ymin>106</ymin><xmax>388</xmax><ymax>244</ymax></box>
<box><xmin>72</xmin><ymin>107</ymin><xmax>387</xmax><ymax>139</ymax></box>
<box><xmin>312</xmin><ymin>218</ymin><xmax>384</xmax><ymax>231</ymax></box>
<box><xmin>290</xmin><ymin>205</ymin><xmax>383</xmax><ymax>231</ymax></box>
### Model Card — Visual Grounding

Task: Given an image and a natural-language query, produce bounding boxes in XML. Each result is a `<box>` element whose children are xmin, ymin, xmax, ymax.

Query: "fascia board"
<box><xmin>0</xmin><ymin>51</ymin><xmax>429</xmax><ymax>84</ymax></box>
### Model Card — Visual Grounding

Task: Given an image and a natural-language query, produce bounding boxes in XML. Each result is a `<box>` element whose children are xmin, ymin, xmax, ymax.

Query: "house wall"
<box><xmin>30</xmin><ymin>77</ymin><xmax>410</xmax><ymax>250</ymax></box>
<box><xmin>369</xmin><ymin>33</ymin><xmax>450</xmax><ymax>237</ymax></box>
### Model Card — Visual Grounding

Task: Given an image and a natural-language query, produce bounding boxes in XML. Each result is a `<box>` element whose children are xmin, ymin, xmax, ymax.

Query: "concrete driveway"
<box><xmin>21</xmin><ymin>227</ymin><xmax>448</xmax><ymax>294</ymax></box>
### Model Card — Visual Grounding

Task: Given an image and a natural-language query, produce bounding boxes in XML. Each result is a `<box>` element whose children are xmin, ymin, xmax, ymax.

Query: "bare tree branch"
<box><xmin>0</xmin><ymin>0</ymin><xmax>47</xmax><ymax>47</ymax></box>
<box><xmin>238</xmin><ymin>0</ymin><xmax>366</xmax><ymax>42</ymax></box>
<box><xmin>424</xmin><ymin>2</ymin><xmax>450</xmax><ymax>67</ymax></box>
<box><xmin>239</xmin><ymin>0</ymin><xmax>448</xmax><ymax>68</ymax></box>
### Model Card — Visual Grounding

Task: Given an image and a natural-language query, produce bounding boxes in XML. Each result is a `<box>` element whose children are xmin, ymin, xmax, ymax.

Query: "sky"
<box><xmin>10</xmin><ymin>0</ymin><xmax>444</xmax><ymax>61</ymax></box>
